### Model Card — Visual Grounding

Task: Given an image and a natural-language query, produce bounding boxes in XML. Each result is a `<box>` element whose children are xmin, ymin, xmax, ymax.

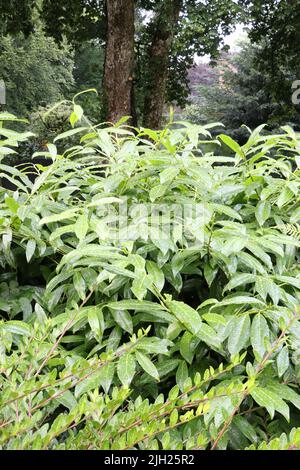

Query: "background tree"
<box><xmin>73</xmin><ymin>41</ymin><xmax>104</xmax><ymax>121</ymax></box>
<box><xmin>242</xmin><ymin>0</ymin><xmax>300</xmax><ymax>106</ymax></box>
<box><xmin>41</xmin><ymin>0</ymin><xmax>242</xmax><ymax>127</ymax></box>
<box><xmin>139</xmin><ymin>0</ymin><xmax>242</xmax><ymax>127</ymax></box>
<box><xmin>5</xmin><ymin>0</ymin><xmax>300</xmax><ymax>129</ymax></box>
<box><xmin>184</xmin><ymin>41</ymin><xmax>300</xmax><ymax>143</ymax></box>
<box><xmin>0</xmin><ymin>0</ymin><xmax>36</xmax><ymax>35</ymax></box>
<box><xmin>0</xmin><ymin>30</ymin><xmax>74</xmax><ymax>117</ymax></box>
<box><xmin>141</xmin><ymin>0</ymin><xmax>182</xmax><ymax>128</ymax></box>
<box><xmin>102</xmin><ymin>0</ymin><xmax>135</xmax><ymax>123</ymax></box>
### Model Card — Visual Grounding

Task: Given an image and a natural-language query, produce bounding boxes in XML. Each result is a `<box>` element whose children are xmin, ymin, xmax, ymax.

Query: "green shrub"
<box><xmin>1</xmin><ymin>110</ymin><xmax>300</xmax><ymax>450</ymax></box>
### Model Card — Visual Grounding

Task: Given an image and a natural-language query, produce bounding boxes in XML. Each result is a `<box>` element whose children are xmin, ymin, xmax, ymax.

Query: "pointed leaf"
<box><xmin>135</xmin><ymin>351</ymin><xmax>159</xmax><ymax>381</ymax></box>
<box><xmin>117</xmin><ymin>354</ymin><xmax>136</xmax><ymax>387</ymax></box>
<box><xmin>228</xmin><ymin>315</ymin><xmax>250</xmax><ymax>355</ymax></box>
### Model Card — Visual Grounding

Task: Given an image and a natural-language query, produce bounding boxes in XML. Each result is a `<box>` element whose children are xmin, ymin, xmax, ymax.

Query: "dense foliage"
<box><xmin>0</xmin><ymin>31</ymin><xmax>74</xmax><ymax>117</ymax></box>
<box><xmin>1</xmin><ymin>108</ymin><xmax>300</xmax><ymax>449</ymax></box>
<box><xmin>185</xmin><ymin>42</ymin><xmax>300</xmax><ymax>143</ymax></box>
<box><xmin>1</xmin><ymin>0</ymin><xmax>242</xmax><ymax>127</ymax></box>
<box><xmin>243</xmin><ymin>0</ymin><xmax>300</xmax><ymax>104</ymax></box>
<box><xmin>1</xmin><ymin>1</ymin><xmax>298</xmax><ymax>130</ymax></box>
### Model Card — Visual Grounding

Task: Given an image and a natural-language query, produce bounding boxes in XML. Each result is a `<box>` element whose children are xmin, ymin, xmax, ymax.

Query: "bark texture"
<box><xmin>103</xmin><ymin>0</ymin><xmax>135</xmax><ymax>123</ymax></box>
<box><xmin>143</xmin><ymin>0</ymin><xmax>181</xmax><ymax>129</ymax></box>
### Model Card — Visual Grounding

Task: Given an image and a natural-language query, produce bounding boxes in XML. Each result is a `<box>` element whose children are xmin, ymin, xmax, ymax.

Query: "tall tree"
<box><xmin>241</xmin><ymin>0</ymin><xmax>300</xmax><ymax>103</ymax></box>
<box><xmin>139</xmin><ymin>0</ymin><xmax>242</xmax><ymax>128</ymax></box>
<box><xmin>2</xmin><ymin>0</ymin><xmax>242</xmax><ymax>127</ymax></box>
<box><xmin>185</xmin><ymin>42</ymin><xmax>300</xmax><ymax>143</ymax></box>
<box><xmin>0</xmin><ymin>0</ymin><xmax>36</xmax><ymax>35</ymax></box>
<box><xmin>0</xmin><ymin>30</ymin><xmax>74</xmax><ymax>116</ymax></box>
<box><xmin>103</xmin><ymin>0</ymin><xmax>135</xmax><ymax>123</ymax></box>
<box><xmin>143</xmin><ymin>0</ymin><xmax>182</xmax><ymax>128</ymax></box>
<box><xmin>41</xmin><ymin>0</ymin><xmax>243</xmax><ymax>126</ymax></box>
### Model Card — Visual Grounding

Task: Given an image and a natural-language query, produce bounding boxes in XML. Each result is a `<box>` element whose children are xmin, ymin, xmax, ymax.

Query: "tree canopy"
<box><xmin>1</xmin><ymin>0</ymin><xmax>299</xmax><ymax>127</ymax></box>
<box><xmin>0</xmin><ymin>30</ymin><xmax>74</xmax><ymax>116</ymax></box>
<box><xmin>0</xmin><ymin>0</ymin><xmax>242</xmax><ymax>127</ymax></box>
<box><xmin>242</xmin><ymin>0</ymin><xmax>300</xmax><ymax>104</ymax></box>
<box><xmin>185</xmin><ymin>41</ymin><xmax>300</xmax><ymax>142</ymax></box>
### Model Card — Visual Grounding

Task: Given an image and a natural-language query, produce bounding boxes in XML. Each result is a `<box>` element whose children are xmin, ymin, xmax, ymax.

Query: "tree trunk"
<box><xmin>103</xmin><ymin>0</ymin><xmax>135</xmax><ymax>124</ymax></box>
<box><xmin>143</xmin><ymin>0</ymin><xmax>181</xmax><ymax>129</ymax></box>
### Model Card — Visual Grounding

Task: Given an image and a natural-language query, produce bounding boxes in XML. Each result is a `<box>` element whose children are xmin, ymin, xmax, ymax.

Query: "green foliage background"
<box><xmin>0</xmin><ymin>31</ymin><xmax>74</xmax><ymax>117</ymax></box>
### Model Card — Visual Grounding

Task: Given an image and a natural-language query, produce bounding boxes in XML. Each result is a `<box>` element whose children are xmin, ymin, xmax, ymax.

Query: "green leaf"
<box><xmin>58</xmin><ymin>245</ymin><xmax>121</xmax><ymax>269</ymax></box>
<box><xmin>290</xmin><ymin>206</ymin><xmax>300</xmax><ymax>223</ymax></box>
<box><xmin>256</xmin><ymin>237</ymin><xmax>284</xmax><ymax>257</ymax></box>
<box><xmin>179</xmin><ymin>331</ymin><xmax>200</xmax><ymax>364</ymax></box>
<box><xmin>111</xmin><ymin>310</ymin><xmax>133</xmax><ymax>334</ymax></box>
<box><xmin>74</xmin><ymin>214</ymin><xmax>89</xmax><ymax>241</ymax></box>
<box><xmin>275</xmin><ymin>276</ymin><xmax>300</xmax><ymax>290</ymax></box>
<box><xmin>70</xmin><ymin>104</ymin><xmax>84</xmax><ymax>127</ymax></box>
<box><xmin>39</xmin><ymin>208</ymin><xmax>80</xmax><ymax>225</ymax></box>
<box><xmin>169</xmin><ymin>409</ymin><xmax>179</xmax><ymax>427</ymax></box>
<box><xmin>256</xmin><ymin>279</ymin><xmax>279</xmax><ymax>307</ymax></box>
<box><xmin>238</xmin><ymin>252</ymin><xmax>266</xmax><ymax>274</ymax></box>
<box><xmin>88</xmin><ymin>307</ymin><xmax>104</xmax><ymax>339</ymax></box>
<box><xmin>46</xmin><ymin>271</ymin><xmax>73</xmax><ymax>294</ymax></box>
<box><xmin>267</xmin><ymin>383</ymin><xmax>300</xmax><ymax>411</ymax></box>
<box><xmin>202</xmin><ymin>313</ymin><xmax>226</xmax><ymax>326</ymax></box>
<box><xmin>203</xmin><ymin>263</ymin><xmax>218</xmax><ymax>287</ymax></box>
<box><xmin>1</xmin><ymin>321</ymin><xmax>31</xmax><ymax>337</ymax></box>
<box><xmin>149</xmin><ymin>184</ymin><xmax>168</xmax><ymax>202</ymax></box>
<box><xmin>87</xmin><ymin>196</ymin><xmax>123</xmax><ymax>207</ymax></box>
<box><xmin>49</xmin><ymin>224</ymin><xmax>75</xmax><ymax>242</ymax></box>
<box><xmin>234</xmin><ymin>416</ymin><xmax>257</xmax><ymax>444</ymax></box>
<box><xmin>219</xmin><ymin>134</ymin><xmax>245</xmax><ymax>159</ymax></box>
<box><xmin>75</xmin><ymin>364</ymin><xmax>115</xmax><ymax>397</ymax></box>
<box><xmin>222</xmin><ymin>236</ymin><xmax>247</xmax><ymax>256</ymax></box>
<box><xmin>54</xmin><ymin>127</ymin><xmax>88</xmax><ymax>142</ymax></box>
<box><xmin>227</xmin><ymin>315</ymin><xmax>250</xmax><ymax>355</ymax></box>
<box><xmin>212</xmin><ymin>203</ymin><xmax>242</xmax><ymax>222</ymax></box>
<box><xmin>251</xmin><ymin>387</ymin><xmax>290</xmax><ymax>421</ymax></box>
<box><xmin>146</xmin><ymin>260</ymin><xmax>165</xmax><ymax>291</ymax></box>
<box><xmin>26</xmin><ymin>239</ymin><xmax>36</xmax><ymax>262</ymax></box>
<box><xmin>98</xmin><ymin>363</ymin><xmax>115</xmax><ymax>394</ymax></box>
<box><xmin>117</xmin><ymin>354</ymin><xmax>136</xmax><ymax>387</ymax></box>
<box><xmin>246</xmin><ymin>242</ymin><xmax>272</xmax><ymax>270</ymax></box>
<box><xmin>197</xmin><ymin>322</ymin><xmax>221</xmax><ymax>350</ymax></box>
<box><xmin>277</xmin><ymin>347</ymin><xmax>289</xmax><ymax>377</ymax></box>
<box><xmin>73</xmin><ymin>272</ymin><xmax>86</xmax><ymax>300</ymax></box>
<box><xmin>176</xmin><ymin>361</ymin><xmax>189</xmax><ymax>391</ymax></box>
<box><xmin>136</xmin><ymin>337</ymin><xmax>171</xmax><ymax>355</ymax></box>
<box><xmin>250</xmin><ymin>314</ymin><xmax>269</xmax><ymax>359</ymax></box>
<box><xmin>107</xmin><ymin>300</ymin><xmax>163</xmax><ymax>311</ymax></box>
<box><xmin>277</xmin><ymin>186</ymin><xmax>294</xmax><ymax>208</ymax></box>
<box><xmin>213</xmin><ymin>296</ymin><xmax>264</xmax><ymax>308</ymax></box>
<box><xmin>131</xmin><ymin>274</ymin><xmax>149</xmax><ymax>300</ymax></box>
<box><xmin>167</xmin><ymin>300</ymin><xmax>201</xmax><ymax>335</ymax></box>
<box><xmin>55</xmin><ymin>390</ymin><xmax>77</xmax><ymax>411</ymax></box>
<box><xmin>223</xmin><ymin>273</ymin><xmax>256</xmax><ymax>292</ymax></box>
<box><xmin>254</xmin><ymin>276</ymin><xmax>268</xmax><ymax>302</ymax></box>
<box><xmin>255</xmin><ymin>201</ymin><xmax>271</xmax><ymax>226</ymax></box>
<box><xmin>135</xmin><ymin>351</ymin><xmax>159</xmax><ymax>381</ymax></box>
<box><xmin>5</xmin><ymin>197</ymin><xmax>19</xmax><ymax>214</ymax></box>
<box><xmin>156</xmin><ymin>359</ymin><xmax>180</xmax><ymax>378</ymax></box>
<box><xmin>160</xmin><ymin>167</ymin><xmax>179</xmax><ymax>184</ymax></box>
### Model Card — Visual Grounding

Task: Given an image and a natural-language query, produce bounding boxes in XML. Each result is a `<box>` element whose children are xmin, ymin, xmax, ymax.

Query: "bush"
<box><xmin>1</xmin><ymin>110</ymin><xmax>300</xmax><ymax>450</ymax></box>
